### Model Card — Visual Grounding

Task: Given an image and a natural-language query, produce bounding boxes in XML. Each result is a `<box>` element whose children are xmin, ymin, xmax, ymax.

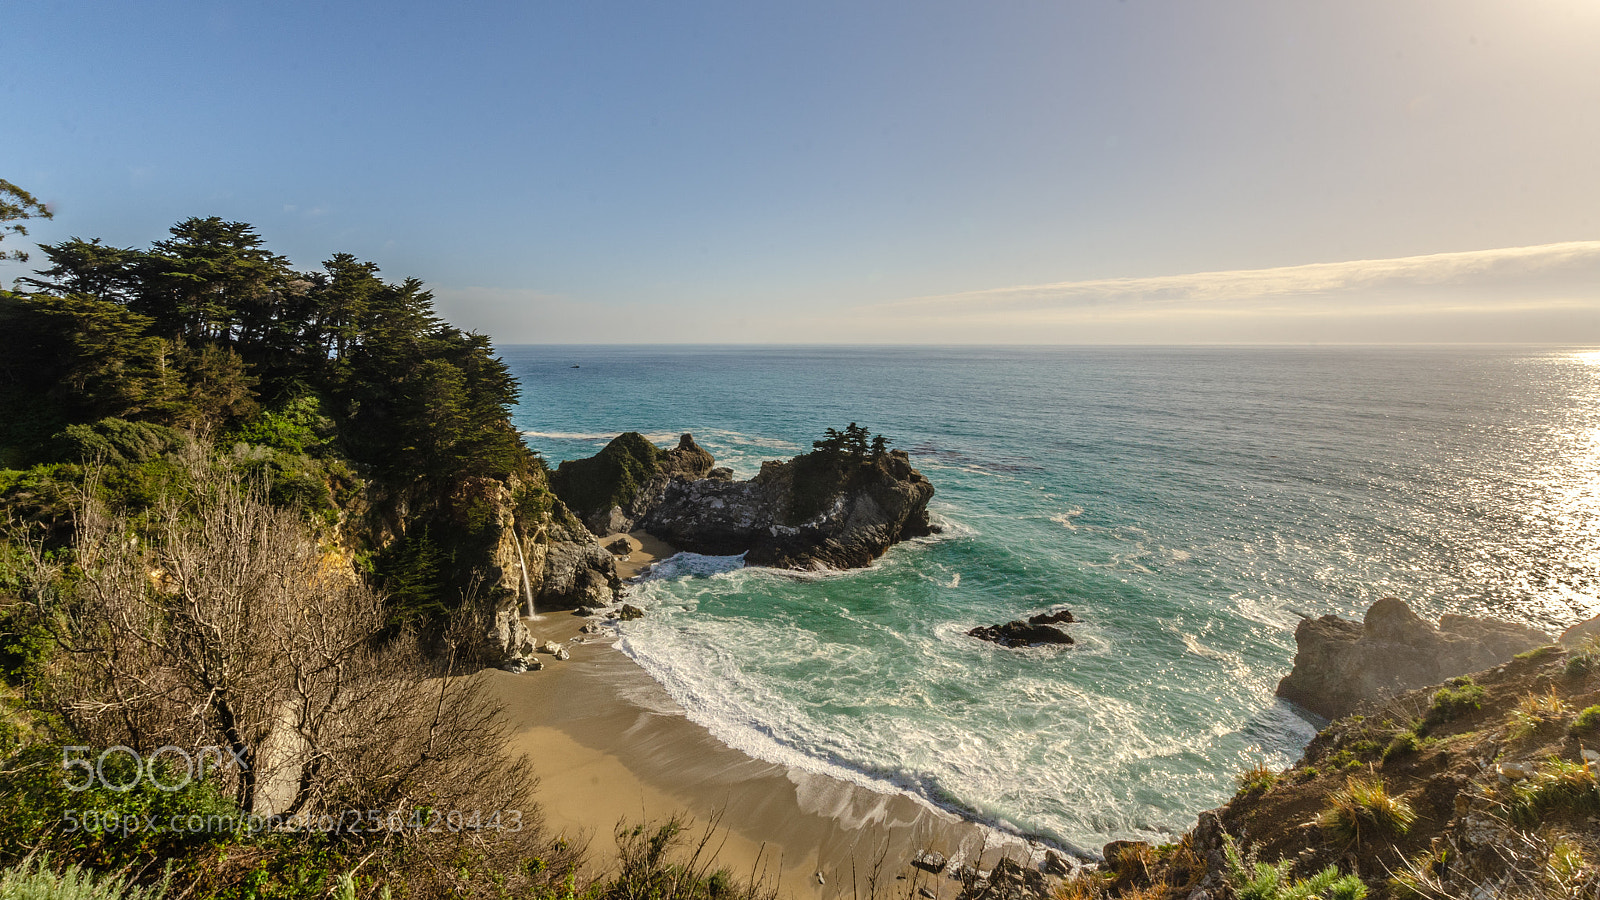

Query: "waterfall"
<box><xmin>513</xmin><ymin>537</ymin><xmax>539</xmax><ymax>620</ymax></box>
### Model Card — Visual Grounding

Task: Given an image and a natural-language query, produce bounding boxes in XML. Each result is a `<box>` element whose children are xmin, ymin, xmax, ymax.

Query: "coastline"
<box><xmin>485</xmin><ymin>536</ymin><xmax>1048</xmax><ymax>899</ymax></box>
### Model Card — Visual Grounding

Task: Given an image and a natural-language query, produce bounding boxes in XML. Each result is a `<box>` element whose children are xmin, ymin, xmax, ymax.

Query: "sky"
<box><xmin>3</xmin><ymin>0</ymin><xmax>1599</xmax><ymax>344</ymax></box>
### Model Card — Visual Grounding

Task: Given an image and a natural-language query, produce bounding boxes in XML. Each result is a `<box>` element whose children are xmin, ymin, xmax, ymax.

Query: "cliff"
<box><xmin>549</xmin><ymin>432</ymin><xmax>716</xmax><ymax>535</ymax></box>
<box><xmin>1084</xmin><ymin>631</ymin><xmax>1600</xmax><ymax>900</ymax></box>
<box><xmin>549</xmin><ymin>432</ymin><xmax>936</xmax><ymax>570</ymax></box>
<box><xmin>1274</xmin><ymin>596</ymin><xmax>1552</xmax><ymax>720</ymax></box>
<box><xmin>355</xmin><ymin>467</ymin><xmax>619</xmax><ymax>664</ymax></box>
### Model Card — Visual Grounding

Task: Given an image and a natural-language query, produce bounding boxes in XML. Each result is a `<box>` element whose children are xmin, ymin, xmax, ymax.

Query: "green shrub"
<box><xmin>1507</xmin><ymin>757</ymin><xmax>1600</xmax><ymax>827</ymax></box>
<box><xmin>1318</xmin><ymin>775</ymin><xmax>1416</xmax><ymax>846</ymax></box>
<box><xmin>52</xmin><ymin>418</ymin><xmax>181</xmax><ymax>466</ymax></box>
<box><xmin>1570</xmin><ymin>705</ymin><xmax>1600</xmax><ymax>735</ymax></box>
<box><xmin>1224</xmin><ymin>836</ymin><xmax>1366</xmax><ymax>900</ymax></box>
<box><xmin>227</xmin><ymin>396</ymin><xmax>339</xmax><ymax>459</ymax></box>
<box><xmin>1383</xmin><ymin>730</ymin><xmax>1421</xmax><ymax>762</ymax></box>
<box><xmin>0</xmin><ymin>854</ymin><xmax>169</xmax><ymax>900</ymax></box>
<box><xmin>1425</xmin><ymin>677</ymin><xmax>1486</xmax><ymax>727</ymax></box>
<box><xmin>0</xmin><ymin>744</ymin><xmax>239</xmax><ymax>870</ymax></box>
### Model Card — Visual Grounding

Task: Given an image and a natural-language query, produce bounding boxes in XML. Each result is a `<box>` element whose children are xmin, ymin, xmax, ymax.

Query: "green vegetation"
<box><xmin>549</xmin><ymin>431</ymin><xmax>665</xmax><ymax>518</ymax></box>
<box><xmin>1423</xmin><ymin>676</ymin><xmax>1485</xmax><ymax>727</ymax></box>
<box><xmin>0</xmin><ymin>855</ymin><xmax>169</xmax><ymax>900</ymax></box>
<box><xmin>1382</xmin><ymin>728</ymin><xmax>1428</xmax><ymax>762</ymax></box>
<box><xmin>0</xmin><ymin>188</ymin><xmax>728</xmax><ymax>899</ymax></box>
<box><xmin>0</xmin><ymin>178</ymin><xmax>52</xmax><ymax>264</ymax></box>
<box><xmin>1223</xmin><ymin>837</ymin><xmax>1366</xmax><ymax>900</ymax></box>
<box><xmin>789</xmin><ymin>423</ymin><xmax>892</xmax><ymax>521</ymax></box>
<box><xmin>1570</xmin><ymin>704</ymin><xmax>1600</xmax><ymax>735</ymax></box>
<box><xmin>0</xmin><ymin>209</ymin><xmax>539</xmax><ymax>622</ymax></box>
<box><xmin>1506</xmin><ymin>687</ymin><xmax>1570</xmax><ymax>740</ymax></box>
<box><xmin>1234</xmin><ymin>762</ymin><xmax>1280</xmax><ymax>797</ymax></box>
<box><xmin>1318</xmin><ymin>776</ymin><xmax>1416</xmax><ymax>846</ymax></box>
<box><xmin>1506</xmin><ymin>758</ymin><xmax>1600</xmax><ymax>827</ymax></box>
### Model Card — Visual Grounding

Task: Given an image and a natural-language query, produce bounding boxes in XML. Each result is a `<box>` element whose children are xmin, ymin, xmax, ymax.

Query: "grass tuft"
<box><xmin>1571</xmin><ymin>704</ymin><xmax>1600</xmax><ymax>736</ymax></box>
<box><xmin>1318</xmin><ymin>775</ymin><xmax>1416</xmax><ymax>847</ymax></box>
<box><xmin>1424</xmin><ymin>677</ymin><xmax>1485</xmax><ymax>727</ymax></box>
<box><xmin>1234</xmin><ymin>762</ymin><xmax>1280</xmax><ymax>797</ymax></box>
<box><xmin>1507</xmin><ymin>757</ymin><xmax>1600</xmax><ymax>827</ymax></box>
<box><xmin>1506</xmin><ymin>686</ymin><xmax>1569</xmax><ymax>740</ymax></box>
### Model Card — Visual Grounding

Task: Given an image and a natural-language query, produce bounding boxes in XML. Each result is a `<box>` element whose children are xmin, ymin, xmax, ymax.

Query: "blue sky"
<box><xmin>4</xmin><ymin>1</ymin><xmax>1598</xmax><ymax>343</ymax></box>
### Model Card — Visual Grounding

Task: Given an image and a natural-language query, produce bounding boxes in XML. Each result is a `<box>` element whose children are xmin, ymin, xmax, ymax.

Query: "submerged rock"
<box><xmin>617</xmin><ymin>603</ymin><xmax>645</xmax><ymax>621</ymax></box>
<box><xmin>1275</xmin><ymin>596</ymin><xmax>1552</xmax><ymax>719</ymax></box>
<box><xmin>968</xmin><ymin>621</ymin><xmax>1074</xmax><ymax>648</ymax></box>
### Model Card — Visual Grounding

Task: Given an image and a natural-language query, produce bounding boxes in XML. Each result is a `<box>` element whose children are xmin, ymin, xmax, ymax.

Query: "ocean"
<box><xmin>503</xmin><ymin>345</ymin><xmax>1600</xmax><ymax>854</ymax></box>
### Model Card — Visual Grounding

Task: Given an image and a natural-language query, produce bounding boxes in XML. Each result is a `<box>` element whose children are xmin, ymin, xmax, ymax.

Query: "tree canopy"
<box><xmin>0</xmin><ymin>179</ymin><xmax>51</xmax><ymax>264</ymax></box>
<box><xmin>2</xmin><ymin>215</ymin><xmax>529</xmax><ymax>482</ymax></box>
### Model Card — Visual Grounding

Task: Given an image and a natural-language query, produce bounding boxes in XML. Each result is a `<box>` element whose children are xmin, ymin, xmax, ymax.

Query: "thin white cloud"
<box><xmin>883</xmin><ymin>241</ymin><xmax>1600</xmax><ymax>314</ymax></box>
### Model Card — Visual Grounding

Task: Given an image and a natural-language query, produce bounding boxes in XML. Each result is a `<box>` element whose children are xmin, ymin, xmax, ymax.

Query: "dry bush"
<box><xmin>17</xmin><ymin>445</ymin><xmax>547</xmax><ymax>877</ymax></box>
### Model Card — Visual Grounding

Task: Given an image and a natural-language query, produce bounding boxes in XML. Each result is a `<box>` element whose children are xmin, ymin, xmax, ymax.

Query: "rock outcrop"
<box><xmin>968</xmin><ymin>620</ymin><xmax>1075</xmax><ymax>648</ymax></box>
<box><xmin>550</xmin><ymin>432</ymin><xmax>715</xmax><ymax>535</ymax></box>
<box><xmin>353</xmin><ymin>467</ymin><xmax>620</xmax><ymax>667</ymax></box>
<box><xmin>550</xmin><ymin>432</ymin><xmax>936</xmax><ymax>570</ymax></box>
<box><xmin>441</xmin><ymin>474</ymin><xmax>620</xmax><ymax>663</ymax></box>
<box><xmin>1274</xmin><ymin>596</ymin><xmax>1552</xmax><ymax>719</ymax></box>
<box><xmin>1560</xmin><ymin>613</ymin><xmax>1600</xmax><ymax>646</ymax></box>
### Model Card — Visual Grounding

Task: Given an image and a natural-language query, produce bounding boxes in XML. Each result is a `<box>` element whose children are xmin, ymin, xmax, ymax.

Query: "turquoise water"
<box><xmin>505</xmin><ymin>345</ymin><xmax>1600</xmax><ymax>853</ymax></box>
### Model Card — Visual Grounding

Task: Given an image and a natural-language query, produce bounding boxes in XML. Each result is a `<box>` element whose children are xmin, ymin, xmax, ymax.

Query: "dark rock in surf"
<box><xmin>968</xmin><ymin>621</ymin><xmax>1074</xmax><ymax>648</ymax></box>
<box><xmin>1027</xmin><ymin>608</ymin><xmax>1075</xmax><ymax>626</ymax></box>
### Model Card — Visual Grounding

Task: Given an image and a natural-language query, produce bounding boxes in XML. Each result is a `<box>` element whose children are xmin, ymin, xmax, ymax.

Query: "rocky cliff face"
<box><xmin>1275</xmin><ymin>596</ymin><xmax>1552</xmax><ymax>719</ymax></box>
<box><xmin>550</xmin><ymin>432</ymin><xmax>716</xmax><ymax>535</ymax></box>
<box><xmin>357</xmin><ymin>468</ymin><xmax>619</xmax><ymax>665</ymax></box>
<box><xmin>1090</xmin><ymin>640</ymin><xmax>1600</xmax><ymax>900</ymax></box>
<box><xmin>549</xmin><ymin>432</ymin><xmax>936</xmax><ymax>570</ymax></box>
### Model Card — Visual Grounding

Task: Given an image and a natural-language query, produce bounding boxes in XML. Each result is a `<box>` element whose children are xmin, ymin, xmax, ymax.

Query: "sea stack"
<box><xmin>549</xmin><ymin>430</ymin><xmax>935</xmax><ymax>570</ymax></box>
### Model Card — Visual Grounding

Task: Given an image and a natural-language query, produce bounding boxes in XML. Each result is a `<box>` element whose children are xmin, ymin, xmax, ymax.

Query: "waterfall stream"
<box><xmin>513</xmin><ymin>536</ymin><xmax>539</xmax><ymax>619</ymax></box>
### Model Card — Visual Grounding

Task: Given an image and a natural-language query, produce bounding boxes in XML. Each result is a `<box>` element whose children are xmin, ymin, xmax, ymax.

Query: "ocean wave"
<box><xmin>520</xmin><ymin>429</ymin><xmax>682</xmax><ymax>444</ymax></box>
<box><xmin>636</xmin><ymin>552</ymin><xmax>746</xmax><ymax>582</ymax></box>
<box><xmin>612</xmin><ymin>625</ymin><xmax>1098</xmax><ymax>858</ymax></box>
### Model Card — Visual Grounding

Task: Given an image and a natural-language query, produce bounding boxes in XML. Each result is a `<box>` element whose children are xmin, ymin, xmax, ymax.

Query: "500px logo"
<box><xmin>62</xmin><ymin>745</ymin><xmax>249</xmax><ymax>792</ymax></box>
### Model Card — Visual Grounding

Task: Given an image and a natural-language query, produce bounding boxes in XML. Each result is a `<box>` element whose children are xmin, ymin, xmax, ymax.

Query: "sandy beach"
<box><xmin>484</xmin><ymin>534</ymin><xmax>1046</xmax><ymax>899</ymax></box>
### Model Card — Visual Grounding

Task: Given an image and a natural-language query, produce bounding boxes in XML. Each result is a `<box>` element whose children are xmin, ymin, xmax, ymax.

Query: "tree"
<box><xmin>0</xmin><ymin>179</ymin><xmax>51</xmax><ymax>263</ymax></box>
<box><xmin>18</xmin><ymin>237</ymin><xmax>142</xmax><ymax>303</ymax></box>
<box><xmin>844</xmin><ymin>422</ymin><xmax>870</xmax><ymax>458</ymax></box>
<box><xmin>21</xmin><ymin>445</ymin><xmax>530</xmax><ymax>821</ymax></box>
<box><xmin>133</xmin><ymin>217</ymin><xmax>290</xmax><ymax>342</ymax></box>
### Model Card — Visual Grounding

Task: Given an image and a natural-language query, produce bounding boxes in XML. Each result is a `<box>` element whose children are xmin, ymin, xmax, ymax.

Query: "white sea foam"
<box><xmin>1049</xmin><ymin>507</ymin><xmax>1085</xmax><ymax>530</ymax></box>
<box><xmin>520</xmin><ymin>429</ymin><xmax>680</xmax><ymax>443</ymax></box>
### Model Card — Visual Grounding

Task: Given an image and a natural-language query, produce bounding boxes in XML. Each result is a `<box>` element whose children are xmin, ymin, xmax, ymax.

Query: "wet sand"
<box><xmin>486</xmin><ymin>537</ymin><xmax>1048</xmax><ymax>898</ymax></box>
